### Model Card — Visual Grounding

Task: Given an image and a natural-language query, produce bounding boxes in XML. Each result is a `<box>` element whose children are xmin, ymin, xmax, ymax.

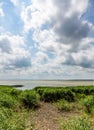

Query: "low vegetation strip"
<box><xmin>0</xmin><ymin>85</ymin><xmax>94</xmax><ymax>130</ymax></box>
<box><xmin>35</xmin><ymin>85</ymin><xmax>94</xmax><ymax>102</ymax></box>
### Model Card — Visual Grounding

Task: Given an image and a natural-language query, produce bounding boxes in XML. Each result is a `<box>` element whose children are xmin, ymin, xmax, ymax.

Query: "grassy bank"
<box><xmin>0</xmin><ymin>86</ymin><xmax>39</xmax><ymax>130</ymax></box>
<box><xmin>0</xmin><ymin>85</ymin><xmax>94</xmax><ymax>130</ymax></box>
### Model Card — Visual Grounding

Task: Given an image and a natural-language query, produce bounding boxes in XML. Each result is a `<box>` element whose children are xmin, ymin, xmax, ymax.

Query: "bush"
<box><xmin>57</xmin><ymin>99</ymin><xmax>71</xmax><ymax>111</ymax></box>
<box><xmin>82</xmin><ymin>96</ymin><xmax>94</xmax><ymax>113</ymax></box>
<box><xmin>20</xmin><ymin>90</ymin><xmax>39</xmax><ymax>109</ymax></box>
<box><xmin>63</xmin><ymin>90</ymin><xmax>76</xmax><ymax>102</ymax></box>
<box><xmin>0</xmin><ymin>92</ymin><xmax>17</xmax><ymax>108</ymax></box>
<box><xmin>10</xmin><ymin>89</ymin><xmax>22</xmax><ymax>97</ymax></box>
<box><xmin>38</xmin><ymin>88</ymin><xmax>76</xmax><ymax>102</ymax></box>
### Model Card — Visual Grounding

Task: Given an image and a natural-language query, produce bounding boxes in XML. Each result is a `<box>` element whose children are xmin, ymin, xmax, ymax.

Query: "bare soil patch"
<box><xmin>31</xmin><ymin>102</ymin><xmax>80</xmax><ymax>130</ymax></box>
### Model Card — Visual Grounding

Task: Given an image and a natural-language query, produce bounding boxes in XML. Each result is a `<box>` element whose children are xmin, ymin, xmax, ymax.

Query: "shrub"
<box><xmin>63</xmin><ymin>90</ymin><xmax>76</xmax><ymax>102</ymax></box>
<box><xmin>10</xmin><ymin>89</ymin><xmax>22</xmax><ymax>97</ymax></box>
<box><xmin>57</xmin><ymin>99</ymin><xmax>71</xmax><ymax>111</ymax></box>
<box><xmin>0</xmin><ymin>92</ymin><xmax>17</xmax><ymax>108</ymax></box>
<box><xmin>82</xmin><ymin>96</ymin><xmax>94</xmax><ymax>113</ymax></box>
<box><xmin>38</xmin><ymin>88</ymin><xmax>76</xmax><ymax>102</ymax></box>
<box><xmin>20</xmin><ymin>90</ymin><xmax>39</xmax><ymax>109</ymax></box>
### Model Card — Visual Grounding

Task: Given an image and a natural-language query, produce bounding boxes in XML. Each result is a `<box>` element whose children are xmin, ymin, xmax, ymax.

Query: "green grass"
<box><xmin>0</xmin><ymin>86</ymin><xmax>38</xmax><ymax>130</ymax></box>
<box><xmin>81</xmin><ymin>96</ymin><xmax>94</xmax><ymax>114</ymax></box>
<box><xmin>0</xmin><ymin>108</ymin><xmax>26</xmax><ymax>130</ymax></box>
<box><xmin>0</xmin><ymin>85</ymin><xmax>94</xmax><ymax>129</ymax></box>
<box><xmin>56</xmin><ymin>99</ymin><xmax>72</xmax><ymax>111</ymax></box>
<box><xmin>35</xmin><ymin>85</ymin><xmax>94</xmax><ymax>129</ymax></box>
<box><xmin>61</xmin><ymin>116</ymin><xmax>94</xmax><ymax>130</ymax></box>
<box><xmin>19</xmin><ymin>90</ymin><xmax>40</xmax><ymax>109</ymax></box>
<box><xmin>35</xmin><ymin>87</ymin><xmax>76</xmax><ymax>102</ymax></box>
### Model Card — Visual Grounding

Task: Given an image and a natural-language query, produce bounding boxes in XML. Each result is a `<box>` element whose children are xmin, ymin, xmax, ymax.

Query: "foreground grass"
<box><xmin>0</xmin><ymin>86</ymin><xmax>37</xmax><ymax>130</ymax></box>
<box><xmin>0</xmin><ymin>85</ymin><xmax>94</xmax><ymax>130</ymax></box>
<box><xmin>61</xmin><ymin>116</ymin><xmax>94</xmax><ymax>130</ymax></box>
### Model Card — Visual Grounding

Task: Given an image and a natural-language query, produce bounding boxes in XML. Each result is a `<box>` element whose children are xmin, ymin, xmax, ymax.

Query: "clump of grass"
<box><xmin>0</xmin><ymin>86</ymin><xmax>34</xmax><ymax>130</ymax></box>
<box><xmin>20</xmin><ymin>90</ymin><xmax>40</xmax><ymax>109</ymax></box>
<box><xmin>0</xmin><ymin>92</ymin><xmax>17</xmax><ymax>108</ymax></box>
<box><xmin>56</xmin><ymin>99</ymin><xmax>72</xmax><ymax>111</ymax></box>
<box><xmin>10</xmin><ymin>89</ymin><xmax>22</xmax><ymax>98</ymax></box>
<box><xmin>82</xmin><ymin>96</ymin><xmax>94</xmax><ymax>114</ymax></box>
<box><xmin>0</xmin><ymin>108</ymin><xmax>27</xmax><ymax>130</ymax></box>
<box><xmin>76</xmin><ymin>93</ymin><xmax>86</xmax><ymax>100</ymax></box>
<box><xmin>61</xmin><ymin>116</ymin><xmax>94</xmax><ymax>130</ymax></box>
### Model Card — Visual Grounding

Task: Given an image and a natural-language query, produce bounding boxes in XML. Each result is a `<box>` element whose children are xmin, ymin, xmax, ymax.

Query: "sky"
<box><xmin>0</xmin><ymin>0</ymin><xmax>94</xmax><ymax>80</ymax></box>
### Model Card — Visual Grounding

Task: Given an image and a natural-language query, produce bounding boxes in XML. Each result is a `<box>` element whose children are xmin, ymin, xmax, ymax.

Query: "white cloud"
<box><xmin>21</xmin><ymin>0</ymin><xmax>93</xmax><ymax>73</ymax></box>
<box><xmin>0</xmin><ymin>3</ymin><xmax>4</xmax><ymax>17</ymax></box>
<box><xmin>0</xmin><ymin>0</ymin><xmax>94</xmax><ymax>79</ymax></box>
<box><xmin>21</xmin><ymin>0</ymin><xmax>93</xmax><ymax>50</ymax></box>
<box><xmin>32</xmin><ymin>51</ymin><xmax>48</xmax><ymax>65</ymax></box>
<box><xmin>0</xmin><ymin>8</ymin><xmax>4</xmax><ymax>17</ymax></box>
<box><xmin>0</xmin><ymin>34</ymin><xmax>31</xmax><ymax>71</ymax></box>
<box><xmin>21</xmin><ymin>0</ymin><xmax>56</xmax><ymax>32</ymax></box>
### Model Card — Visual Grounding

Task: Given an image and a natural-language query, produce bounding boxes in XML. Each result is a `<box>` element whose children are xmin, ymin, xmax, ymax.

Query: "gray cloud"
<box><xmin>53</xmin><ymin>0</ymin><xmax>71</xmax><ymax>11</ymax></box>
<box><xmin>13</xmin><ymin>57</ymin><xmax>31</xmax><ymax>68</ymax></box>
<box><xmin>8</xmin><ymin>57</ymin><xmax>31</xmax><ymax>69</ymax></box>
<box><xmin>31</xmin><ymin>0</ymin><xmax>94</xmax><ymax>70</ymax></box>
<box><xmin>54</xmin><ymin>14</ymin><xmax>91</xmax><ymax>44</ymax></box>
<box><xmin>0</xmin><ymin>34</ymin><xmax>32</xmax><ymax>71</ymax></box>
<box><xmin>63</xmin><ymin>51</ymin><xmax>94</xmax><ymax>69</ymax></box>
<box><xmin>0</xmin><ymin>38</ymin><xmax>12</xmax><ymax>53</ymax></box>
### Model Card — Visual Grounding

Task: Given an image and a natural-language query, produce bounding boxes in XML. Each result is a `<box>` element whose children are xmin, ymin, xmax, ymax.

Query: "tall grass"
<box><xmin>19</xmin><ymin>90</ymin><xmax>40</xmax><ymax>109</ymax></box>
<box><xmin>56</xmin><ymin>99</ymin><xmax>72</xmax><ymax>111</ymax></box>
<box><xmin>61</xmin><ymin>116</ymin><xmax>94</xmax><ymax>130</ymax></box>
<box><xmin>0</xmin><ymin>85</ymin><xmax>94</xmax><ymax>130</ymax></box>
<box><xmin>81</xmin><ymin>96</ymin><xmax>94</xmax><ymax>113</ymax></box>
<box><xmin>0</xmin><ymin>107</ymin><xmax>27</xmax><ymax>130</ymax></box>
<box><xmin>0</xmin><ymin>86</ymin><xmax>38</xmax><ymax>130</ymax></box>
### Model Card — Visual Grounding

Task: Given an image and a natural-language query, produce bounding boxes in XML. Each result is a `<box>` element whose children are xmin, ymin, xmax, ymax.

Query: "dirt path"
<box><xmin>27</xmin><ymin>102</ymin><xmax>80</xmax><ymax>130</ymax></box>
<box><xmin>32</xmin><ymin>102</ymin><xmax>62</xmax><ymax>130</ymax></box>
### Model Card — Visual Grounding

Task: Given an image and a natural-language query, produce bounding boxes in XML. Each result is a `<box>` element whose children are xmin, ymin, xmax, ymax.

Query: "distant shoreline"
<box><xmin>0</xmin><ymin>79</ymin><xmax>94</xmax><ymax>81</ymax></box>
<box><xmin>0</xmin><ymin>80</ymin><xmax>93</xmax><ymax>90</ymax></box>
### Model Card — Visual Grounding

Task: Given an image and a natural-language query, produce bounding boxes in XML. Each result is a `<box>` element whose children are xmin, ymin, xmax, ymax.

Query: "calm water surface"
<box><xmin>0</xmin><ymin>80</ymin><xmax>94</xmax><ymax>90</ymax></box>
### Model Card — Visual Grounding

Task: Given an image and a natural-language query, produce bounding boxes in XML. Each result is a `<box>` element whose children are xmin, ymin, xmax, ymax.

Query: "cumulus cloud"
<box><xmin>7</xmin><ymin>57</ymin><xmax>31</xmax><ymax>69</ymax></box>
<box><xmin>62</xmin><ymin>47</ymin><xmax>94</xmax><ymax>68</ymax></box>
<box><xmin>0</xmin><ymin>0</ymin><xmax>94</xmax><ymax>79</ymax></box>
<box><xmin>0</xmin><ymin>34</ymin><xmax>31</xmax><ymax>71</ymax></box>
<box><xmin>0</xmin><ymin>38</ymin><xmax>11</xmax><ymax>53</ymax></box>
<box><xmin>21</xmin><ymin>0</ymin><xmax>94</xmax><ymax>70</ymax></box>
<box><xmin>21</xmin><ymin>0</ymin><xmax>56</xmax><ymax>32</ymax></box>
<box><xmin>54</xmin><ymin>16</ymin><xmax>92</xmax><ymax>44</ymax></box>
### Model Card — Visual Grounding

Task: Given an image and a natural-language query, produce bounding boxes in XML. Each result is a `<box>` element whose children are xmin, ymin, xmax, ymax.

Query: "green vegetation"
<box><xmin>35</xmin><ymin>85</ymin><xmax>94</xmax><ymax>102</ymax></box>
<box><xmin>0</xmin><ymin>85</ymin><xmax>94</xmax><ymax>130</ymax></box>
<box><xmin>61</xmin><ymin>116</ymin><xmax>94</xmax><ymax>130</ymax></box>
<box><xmin>35</xmin><ymin>85</ymin><xmax>94</xmax><ymax>129</ymax></box>
<box><xmin>0</xmin><ymin>86</ymin><xmax>38</xmax><ymax>130</ymax></box>
<box><xmin>82</xmin><ymin>96</ymin><xmax>94</xmax><ymax>113</ymax></box>
<box><xmin>35</xmin><ymin>87</ymin><xmax>76</xmax><ymax>102</ymax></box>
<box><xmin>0</xmin><ymin>108</ymin><xmax>26</xmax><ymax>130</ymax></box>
<box><xmin>19</xmin><ymin>90</ymin><xmax>39</xmax><ymax>109</ymax></box>
<box><xmin>56</xmin><ymin>99</ymin><xmax>72</xmax><ymax>111</ymax></box>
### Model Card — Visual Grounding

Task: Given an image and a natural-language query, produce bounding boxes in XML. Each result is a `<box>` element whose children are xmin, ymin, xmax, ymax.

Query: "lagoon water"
<box><xmin>0</xmin><ymin>80</ymin><xmax>94</xmax><ymax>90</ymax></box>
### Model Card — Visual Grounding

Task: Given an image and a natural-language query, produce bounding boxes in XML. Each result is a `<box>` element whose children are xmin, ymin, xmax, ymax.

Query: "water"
<box><xmin>0</xmin><ymin>80</ymin><xmax>94</xmax><ymax>90</ymax></box>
